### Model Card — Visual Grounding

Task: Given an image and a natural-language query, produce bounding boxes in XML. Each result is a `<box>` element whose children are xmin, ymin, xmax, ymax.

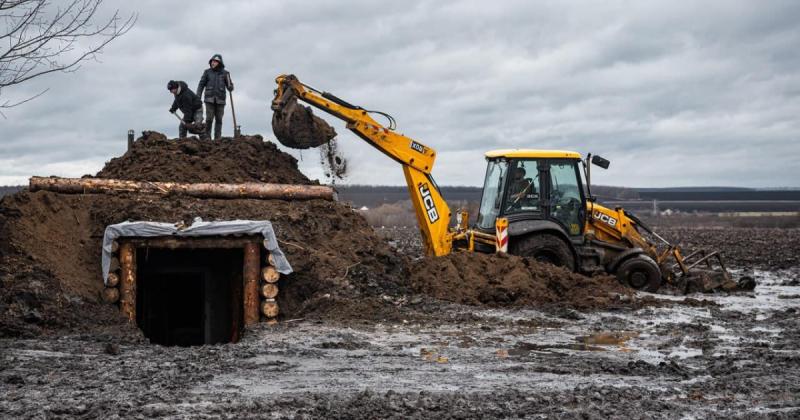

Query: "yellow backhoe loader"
<box><xmin>271</xmin><ymin>74</ymin><xmax>744</xmax><ymax>293</ymax></box>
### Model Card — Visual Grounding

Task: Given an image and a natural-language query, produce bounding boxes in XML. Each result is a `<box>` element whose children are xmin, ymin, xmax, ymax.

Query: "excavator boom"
<box><xmin>271</xmin><ymin>75</ymin><xmax>453</xmax><ymax>256</ymax></box>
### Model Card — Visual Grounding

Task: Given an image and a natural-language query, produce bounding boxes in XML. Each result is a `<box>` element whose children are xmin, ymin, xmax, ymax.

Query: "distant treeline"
<box><xmin>638</xmin><ymin>190</ymin><xmax>800</xmax><ymax>201</ymax></box>
<box><xmin>338</xmin><ymin>185</ymin><xmax>800</xmax><ymax>208</ymax></box>
<box><xmin>0</xmin><ymin>186</ymin><xmax>23</xmax><ymax>197</ymax></box>
<box><xmin>337</xmin><ymin>184</ymin><xmax>638</xmax><ymax>208</ymax></box>
<box><xmin>337</xmin><ymin>185</ymin><xmax>481</xmax><ymax>208</ymax></box>
<box><xmin>4</xmin><ymin>182</ymin><xmax>797</xmax><ymax>207</ymax></box>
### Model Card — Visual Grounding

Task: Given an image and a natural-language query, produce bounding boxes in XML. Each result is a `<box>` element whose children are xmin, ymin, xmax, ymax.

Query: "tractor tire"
<box><xmin>615</xmin><ymin>255</ymin><xmax>662</xmax><ymax>292</ymax></box>
<box><xmin>511</xmin><ymin>233</ymin><xmax>575</xmax><ymax>271</ymax></box>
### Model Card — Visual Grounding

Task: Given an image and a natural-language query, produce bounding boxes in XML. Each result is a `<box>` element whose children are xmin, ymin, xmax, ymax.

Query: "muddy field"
<box><xmin>2</xmin><ymin>227</ymin><xmax>799</xmax><ymax>418</ymax></box>
<box><xmin>2</xmin><ymin>265</ymin><xmax>799</xmax><ymax>418</ymax></box>
<box><xmin>1</xmin><ymin>134</ymin><xmax>799</xmax><ymax>418</ymax></box>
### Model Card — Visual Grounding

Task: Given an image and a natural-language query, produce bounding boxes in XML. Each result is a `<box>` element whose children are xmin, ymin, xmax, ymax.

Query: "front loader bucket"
<box><xmin>271</xmin><ymin>94</ymin><xmax>337</xmax><ymax>149</ymax></box>
<box><xmin>668</xmin><ymin>248</ymin><xmax>755</xmax><ymax>293</ymax></box>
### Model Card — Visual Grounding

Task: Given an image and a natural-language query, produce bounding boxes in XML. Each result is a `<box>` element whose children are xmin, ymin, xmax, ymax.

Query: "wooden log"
<box><xmin>267</xmin><ymin>253</ymin><xmax>276</xmax><ymax>266</ymax></box>
<box><xmin>230</xmin><ymin>265</ymin><xmax>243</xmax><ymax>344</ymax></box>
<box><xmin>124</xmin><ymin>236</ymin><xmax>261</xmax><ymax>250</ymax></box>
<box><xmin>119</xmin><ymin>242</ymin><xmax>136</xmax><ymax>322</ymax></box>
<box><xmin>260</xmin><ymin>283</ymin><xmax>279</xmax><ymax>299</ymax></box>
<box><xmin>261</xmin><ymin>266</ymin><xmax>280</xmax><ymax>283</ymax></box>
<box><xmin>110</xmin><ymin>240</ymin><xmax>119</xmax><ymax>253</ymax></box>
<box><xmin>106</xmin><ymin>272</ymin><xmax>120</xmax><ymax>287</ymax></box>
<box><xmin>29</xmin><ymin>176</ymin><xmax>335</xmax><ymax>201</ymax></box>
<box><xmin>243</xmin><ymin>242</ymin><xmax>261</xmax><ymax>326</ymax></box>
<box><xmin>109</xmin><ymin>257</ymin><xmax>120</xmax><ymax>272</ymax></box>
<box><xmin>102</xmin><ymin>287</ymin><xmax>120</xmax><ymax>303</ymax></box>
<box><xmin>261</xmin><ymin>299</ymin><xmax>279</xmax><ymax>318</ymax></box>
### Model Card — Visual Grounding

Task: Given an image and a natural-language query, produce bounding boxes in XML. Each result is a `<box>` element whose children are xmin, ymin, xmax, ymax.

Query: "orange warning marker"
<box><xmin>495</xmin><ymin>217</ymin><xmax>509</xmax><ymax>253</ymax></box>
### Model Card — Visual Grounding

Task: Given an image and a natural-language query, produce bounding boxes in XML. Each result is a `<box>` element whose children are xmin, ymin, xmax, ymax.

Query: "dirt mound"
<box><xmin>96</xmin><ymin>131</ymin><xmax>312</xmax><ymax>184</ymax></box>
<box><xmin>0</xmin><ymin>132</ymin><xmax>408</xmax><ymax>337</ymax></box>
<box><xmin>410</xmin><ymin>252</ymin><xmax>633</xmax><ymax>311</ymax></box>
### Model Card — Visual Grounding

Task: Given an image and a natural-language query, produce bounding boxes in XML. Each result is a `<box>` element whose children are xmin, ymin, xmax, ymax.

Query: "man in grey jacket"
<box><xmin>197</xmin><ymin>53</ymin><xmax>233</xmax><ymax>140</ymax></box>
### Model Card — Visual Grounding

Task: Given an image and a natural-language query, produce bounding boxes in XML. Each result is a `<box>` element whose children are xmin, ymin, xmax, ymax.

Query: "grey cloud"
<box><xmin>1</xmin><ymin>0</ymin><xmax>798</xmax><ymax>188</ymax></box>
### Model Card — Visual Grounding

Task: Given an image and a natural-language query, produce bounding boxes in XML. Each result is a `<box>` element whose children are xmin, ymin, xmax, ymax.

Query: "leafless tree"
<box><xmin>0</xmin><ymin>0</ymin><xmax>136</xmax><ymax>110</ymax></box>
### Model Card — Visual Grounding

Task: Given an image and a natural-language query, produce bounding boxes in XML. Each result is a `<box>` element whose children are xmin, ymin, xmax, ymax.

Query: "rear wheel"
<box><xmin>511</xmin><ymin>233</ymin><xmax>575</xmax><ymax>271</ymax></box>
<box><xmin>615</xmin><ymin>255</ymin><xmax>662</xmax><ymax>292</ymax></box>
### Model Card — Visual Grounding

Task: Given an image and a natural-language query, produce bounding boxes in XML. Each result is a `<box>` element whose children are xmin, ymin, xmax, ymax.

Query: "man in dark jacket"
<box><xmin>168</xmin><ymin>80</ymin><xmax>205</xmax><ymax>139</ymax></box>
<box><xmin>197</xmin><ymin>53</ymin><xmax>233</xmax><ymax>140</ymax></box>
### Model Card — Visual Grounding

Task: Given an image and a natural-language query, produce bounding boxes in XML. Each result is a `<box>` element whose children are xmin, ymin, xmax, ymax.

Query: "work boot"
<box><xmin>214</xmin><ymin>120</ymin><xmax>223</xmax><ymax>140</ymax></box>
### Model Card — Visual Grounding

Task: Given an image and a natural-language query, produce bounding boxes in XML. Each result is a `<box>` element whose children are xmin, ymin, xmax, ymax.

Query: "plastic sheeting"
<box><xmin>101</xmin><ymin>218</ymin><xmax>292</xmax><ymax>285</ymax></box>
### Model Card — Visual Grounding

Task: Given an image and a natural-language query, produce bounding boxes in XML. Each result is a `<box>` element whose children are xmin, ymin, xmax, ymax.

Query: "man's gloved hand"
<box><xmin>169</xmin><ymin>109</ymin><xmax>176</xmax><ymax>114</ymax></box>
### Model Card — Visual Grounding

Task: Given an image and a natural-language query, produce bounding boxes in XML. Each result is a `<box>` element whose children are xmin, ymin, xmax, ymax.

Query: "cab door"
<box><xmin>544</xmin><ymin>159</ymin><xmax>585</xmax><ymax>236</ymax></box>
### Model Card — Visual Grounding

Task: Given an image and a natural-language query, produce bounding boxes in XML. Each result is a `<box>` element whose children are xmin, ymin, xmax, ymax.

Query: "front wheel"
<box><xmin>511</xmin><ymin>233</ymin><xmax>576</xmax><ymax>271</ymax></box>
<box><xmin>615</xmin><ymin>255</ymin><xmax>662</xmax><ymax>292</ymax></box>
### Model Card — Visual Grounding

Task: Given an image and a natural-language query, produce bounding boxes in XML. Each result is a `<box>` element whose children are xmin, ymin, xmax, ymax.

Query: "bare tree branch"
<box><xmin>0</xmin><ymin>0</ymin><xmax>136</xmax><ymax>108</ymax></box>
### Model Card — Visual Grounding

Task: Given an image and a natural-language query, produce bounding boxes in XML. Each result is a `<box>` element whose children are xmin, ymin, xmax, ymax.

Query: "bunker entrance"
<box><xmin>136</xmin><ymin>248</ymin><xmax>243</xmax><ymax>346</ymax></box>
<box><xmin>103</xmin><ymin>230</ymin><xmax>285</xmax><ymax>344</ymax></box>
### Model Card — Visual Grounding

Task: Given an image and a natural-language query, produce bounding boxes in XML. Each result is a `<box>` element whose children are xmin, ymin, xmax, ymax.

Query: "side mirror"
<box><xmin>591</xmin><ymin>155</ymin><xmax>610</xmax><ymax>169</ymax></box>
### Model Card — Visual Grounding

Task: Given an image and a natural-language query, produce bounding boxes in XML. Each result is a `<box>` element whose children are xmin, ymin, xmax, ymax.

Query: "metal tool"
<box><xmin>227</xmin><ymin>73</ymin><xmax>241</xmax><ymax>137</ymax></box>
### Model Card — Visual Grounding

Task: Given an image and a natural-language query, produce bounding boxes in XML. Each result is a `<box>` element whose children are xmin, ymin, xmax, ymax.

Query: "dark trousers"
<box><xmin>205</xmin><ymin>102</ymin><xmax>225</xmax><ymax>140</ymax></box>
<box><xmin>179</xmin><ymin>108</ymin><xmax>204</xmax><ymax>138</ymax></box>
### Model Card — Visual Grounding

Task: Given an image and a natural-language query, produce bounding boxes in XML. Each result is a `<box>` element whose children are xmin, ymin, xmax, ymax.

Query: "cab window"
<box><xmin>504</xmin><ymin>159</ymin><xmax>541</xmax><ymax>214</ymax></box>
<box><xmin>549</xmin><ymin>161</ymin><xmax>583</xmax><ymax>235</ymax></box>
<box><xmin>476</xmin><ymin>159</ymin><xmax>508</xmax><ymax>229</ymax></box>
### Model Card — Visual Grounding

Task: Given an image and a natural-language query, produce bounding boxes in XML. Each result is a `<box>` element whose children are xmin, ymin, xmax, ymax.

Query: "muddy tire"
<box><xmin>616</xmin><ymin>255</ymin><xmax>662</xmax><ymax>292</ymax></box>
<box><xmin>511</xmin><ymin>233</ymin><xmax>575</xmax><ymax>271</ymax></box>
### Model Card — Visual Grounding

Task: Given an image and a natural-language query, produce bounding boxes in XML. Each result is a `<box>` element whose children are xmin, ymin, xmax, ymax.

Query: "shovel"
<box><xmin>227</xmin><ymin>73</ymin><xmax>241</xmax><ymax>137</ymax></box>
<box><xmin>170</xmin><ymin>111</ymin><xmax>206</xmax><ymax>135</ymax></box>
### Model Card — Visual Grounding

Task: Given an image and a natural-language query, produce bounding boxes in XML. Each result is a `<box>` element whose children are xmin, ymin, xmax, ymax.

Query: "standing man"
<box><xmin>168</xmin><ymin>80</ymin><xmax>204</xmax><ymax>139</ymax></box>
<box><xmin>197</xmin><ymin>53</ymin><xmax>233</xmax><ymax>140</ymax></box>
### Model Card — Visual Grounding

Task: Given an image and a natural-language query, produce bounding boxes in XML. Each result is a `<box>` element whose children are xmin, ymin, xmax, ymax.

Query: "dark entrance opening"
<box><xmin>136</xmin><ymin>248</ymin><xmax>244</xmax><ymax>346</ymax></box>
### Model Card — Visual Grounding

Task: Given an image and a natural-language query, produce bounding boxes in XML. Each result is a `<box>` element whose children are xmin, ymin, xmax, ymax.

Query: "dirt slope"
<box><xmin>411</xmin><ymin>252</ymin><xmax>632</xmax><ymax>311</ymax></box>
<box><xmin>0</xmin><ymin>132</ymin><xmax>405</xmax><ymax>337</ymax></box>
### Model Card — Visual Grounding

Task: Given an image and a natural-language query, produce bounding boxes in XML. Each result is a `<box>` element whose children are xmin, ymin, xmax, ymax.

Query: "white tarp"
<box><xmin>101</xmin><ymin>218</ymin><xmax>292</xmax><ymax>285</ymax></box>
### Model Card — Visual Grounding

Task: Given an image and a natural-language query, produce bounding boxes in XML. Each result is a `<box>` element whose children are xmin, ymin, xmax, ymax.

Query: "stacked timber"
<box><xmin>261</xmin><ymin>253</ymin><xmax>281</xmax><ymax>324</ymax></box>
<box><xmin>102</xmin><ymin>240</ymin><xmax>121</xmax><ymax>304</ymax></box>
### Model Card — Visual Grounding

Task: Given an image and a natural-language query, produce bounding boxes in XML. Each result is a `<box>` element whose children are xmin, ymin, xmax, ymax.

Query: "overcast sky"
<box><xmin>2</xmin><ymin>0</ymin><xmax>799</xmax><ymax>188</ymax></box>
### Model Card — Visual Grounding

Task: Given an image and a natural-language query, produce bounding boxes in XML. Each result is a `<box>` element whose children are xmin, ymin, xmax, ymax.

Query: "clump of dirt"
<box><xmin>96</xmin><ymin>131</ymin><xmax>312</xmax><ymax>184</ymax></box>
<box><xmin>410</xmin><ymin>252</ymin><xmax>634</xmax><ymax>311</ymax></box>
<box><xmin>271</xmin><ymin>95</ymin><xmax>337</xmax><ymax>150</ymax></box>
<box><xmin>319</xmin><ymin>140</ymin><xmax>348</xmax><ymax>183</ymax></box>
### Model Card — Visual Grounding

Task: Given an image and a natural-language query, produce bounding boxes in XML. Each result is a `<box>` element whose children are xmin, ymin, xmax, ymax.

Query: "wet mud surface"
<box><xmin>2</xmin><ymin>134</ymin><xmax>799</xmax><ymax>417</ymax></box>
<box><xmin>2</xmin><ymin>269</ymin><xmax>799</xmax><ymax>418</ymax></box>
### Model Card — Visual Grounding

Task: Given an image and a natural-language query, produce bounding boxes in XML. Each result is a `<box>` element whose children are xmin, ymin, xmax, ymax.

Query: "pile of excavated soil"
<box><xmin>410</xmin><ymin>252</ymin><xmax>633</xmax><ymax>311</ymax></box>
<box><xmin>0</xmin><ymin>132</ymin><xmax>406</xmax><ymax>337</ymax></box>
<box><xmin>96</xmin><ymin>131</ymin><xmax>312</xmax><ymax>184</ymax></box>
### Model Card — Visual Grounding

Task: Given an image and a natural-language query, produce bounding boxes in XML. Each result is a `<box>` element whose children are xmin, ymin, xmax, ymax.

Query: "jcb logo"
<box><xmin>593</xmin><ymin>211</ymin><xmax>617</xmax><ymax>227</ymax></box>
<box><xmin>419</xmin><ymin>183</ymin><xmax>440</xmax><ymax>223</ymax></box>
<box><xmin>410</xmin><ymin>141</ymin><xmax>425</xmax><ymax>154</ymax></box>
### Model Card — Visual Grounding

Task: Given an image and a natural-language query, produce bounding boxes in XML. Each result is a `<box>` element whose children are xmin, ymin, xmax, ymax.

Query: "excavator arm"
<box><xmin>272</xmin><ymin>74</ymin><xmax>453</xmax><ymax>256</ymax></box>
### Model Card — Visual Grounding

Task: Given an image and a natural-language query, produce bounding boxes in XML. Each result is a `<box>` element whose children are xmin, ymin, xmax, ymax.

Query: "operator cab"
<box><xmin>476</xmin><ymin>149</ymin><xmax>587</xmax><ymax>237</ymax></box>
